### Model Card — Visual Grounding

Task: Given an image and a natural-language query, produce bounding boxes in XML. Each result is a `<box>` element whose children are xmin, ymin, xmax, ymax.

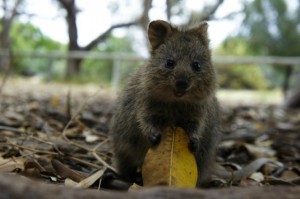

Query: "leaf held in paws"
<box><xmin>142</xmin><ymin>127</ymin><xmax>198</xmax><ymax>187</ymax></box>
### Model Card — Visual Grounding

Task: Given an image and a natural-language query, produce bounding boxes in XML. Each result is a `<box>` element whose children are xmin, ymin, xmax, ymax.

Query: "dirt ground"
<box><xmin>0</xmin><ymin>78</ymin><xmax>299</xmax><ymax>198</ymax></box>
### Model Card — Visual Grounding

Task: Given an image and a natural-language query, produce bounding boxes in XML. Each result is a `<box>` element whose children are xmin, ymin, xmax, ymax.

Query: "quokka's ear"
<box><xmin>191</xmin><ymin>22</ymin><xmax>209</xmax><ymax>45</ymax></box>
<box><xmin>148</xmin><ymin>20</ymin><xmax>175</xmax><ymax>50</ymax></box>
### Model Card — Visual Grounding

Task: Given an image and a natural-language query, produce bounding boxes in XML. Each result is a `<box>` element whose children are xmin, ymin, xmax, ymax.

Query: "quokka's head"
<box><xmin>144</xmin><ymin>20</ymin><xmax>217</xmax><ymax>102</ymax></box>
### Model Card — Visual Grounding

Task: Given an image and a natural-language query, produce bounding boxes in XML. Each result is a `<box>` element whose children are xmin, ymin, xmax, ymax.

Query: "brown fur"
<box><xmin>110</xmin><ymin>20</ymin><xmax>221</xmax><ymax>187</ymax></box>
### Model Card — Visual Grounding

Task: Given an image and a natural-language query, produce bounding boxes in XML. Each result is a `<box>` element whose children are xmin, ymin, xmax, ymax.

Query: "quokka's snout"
<box><xmin>174</xmin><ymin>77</ymin><xmax>190</xmax><ymax>97</ymax></box>
<box><xmin>175</xmin><ymin>78</ymin><xmax>189</xmax><ymax>91</ymax></box>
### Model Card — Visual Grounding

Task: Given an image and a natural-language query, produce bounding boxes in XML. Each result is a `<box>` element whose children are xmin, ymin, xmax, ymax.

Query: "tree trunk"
<box><xmin>58</xmin><ymin>0</ymin><xmax>138</xmax><ymax>79</ymax></box>
<box><xmin>282</xmin><ymin>65</ymin><xmax>293</xmax><ymax>98</ymax></box>
<box><xmin>58</xmin><ymin>0</ymin><xmax>81</xmax><ymax>78</ymax></box>
<box><xmin>139</xmin><ymin>0</ymin><xmax>152</xmax><ymax>31</ymax></box>
<box><xmin>166</xmin><ymin>0</ymin><xmax>171</xmax><ymax>21</ymax></box>
<box><xmin>65</xmin><ymin>57</ymin><xmax>82</xmax><ymax>79</ymax></box>
<box><xmin>285</xmin><ymin>71</ymin><xmax>300</xmax><ymax>109</ymax></box>
<box><xmin>0</xmin><ymin>0</ymin><xmax>21</xmax><ymax>71</ymax></box>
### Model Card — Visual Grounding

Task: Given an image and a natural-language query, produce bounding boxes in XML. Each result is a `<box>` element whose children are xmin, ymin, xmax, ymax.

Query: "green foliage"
<box><xmin>240</xmin><ymin>0</ymin><xmax>300</xmax><ymax>90</ymax></box>
<box><xmin>216</xmin><ymin>37</ymin><xmax>269</xmax><ymax>90</ymax></box>
<box><xmin>217</xmin><ymin>65</ymin><xmax>269</xmax><ymax>89</ymax></box>
<box><xmin>9</xmin><ymin>21</ymin><xmax>64</xmax><ymax>75</ymax></box>
<box><xmin>5</xmin><ymin>20</ymin><xmax>139</xmax><ymax>85</ymax></box>
<box><xmin>79</xmin><ymin>34</ymin><xmax>139</xmax><ymax>85</ymax></box>
<box><xmin>242</xmin><ymin>0</ymin><xmax>300</xmax><ymax>56</ymax></box>
<box><xmin>11</xmin><ymin>22</ymin><xmax>61</xmax><ymax>51</ymax></box>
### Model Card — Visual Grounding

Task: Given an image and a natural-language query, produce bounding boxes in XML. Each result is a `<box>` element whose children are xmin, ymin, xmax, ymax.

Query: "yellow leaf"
<box><xmin>142</xmin><ymin>127</ymin><xmax>198</xmax><ymax>188</ymax></box>
<box><xmin>50</xmin><ymin>96</ymin><xmax>60</xmax><ymax>107</ymax></box>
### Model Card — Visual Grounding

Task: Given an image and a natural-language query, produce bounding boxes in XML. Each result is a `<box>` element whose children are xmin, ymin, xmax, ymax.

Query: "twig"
<box><xmin>91</xmin><ymin>138</ymin><xmax>117</xmax><ymax>172</ymax></box>
<box><xmin>62</xmin><ymin>126</ymin><xmax>91</xmax><ymax>151</ymax></box>
<box><xmin>67</xmin><ymin>156</ymin><xmax>101</xmax><ymax>169</ymax></box>
<box><xmin>201</xmin><ymin>0</ymin><xmax>224</xmax><ymax>21</ymax></box>
<box><xmin>61</xmin><ymin>88</ymin><xmax>115</xmax><ymax>171</ymax></box>
<box><xmin>7</xmin><ymin>141</ymin><xmax>59</xmax><ymax>156</ymax></box>
<box><xmin>0</xmin><ymin>125</ymin><xmax>65</xmax><ymax>156</ymax></box>
<box><xmin>1</xmin><ymin>117</ymin><xmax>114</xmax><ymax>171</ymax></box>
<box><xmin>92</xmin><ymin>138</ymin><xmax>110</xmax><ymax>151</ymax></box>
<box><xmin>6</xmin><ymin>140</ymin><xmax>105</xmax><ymax>170</ymax></box>
<box><xmin>0</xmin><ymin>152</ymin><xmax>36</xmax><ymax>167</ymax></box>
<box><xmin>29</xmin><ymin>135</ymin><xmax>64</xmax><ymax>156</ymax></box>
<box><xmin>0</xmin><ymin>125</ymin><xmax>29</xmax><ymax>134</ymax></box>
<box><xmin>92</xmin><ymin>151</ymin><xmax>116</xmax><ymax>172</ymax></box>
<box><xmin>66</xmin><ymin>88</ymin><xmax>72</xmax><ymax>119</ymax></box>
<box><xmin>61</xmin><ymin>89</ymin><xmax>100</xmax><ymax>142</ymax></box>
<box><xmin>0</xmin><ymin>49</ymin><xmax>12</xmax><ymax>96</ymax></box>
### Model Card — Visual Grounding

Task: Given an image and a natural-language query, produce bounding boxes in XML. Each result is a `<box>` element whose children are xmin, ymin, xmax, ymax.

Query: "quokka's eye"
<box><xmin>191</xmin><ymin>61</ymin><xmax>201</xmax><ymax>72</ymax></box>
<box><xmin>165</xmin><ymin>59</ymin><xmax>176</xmax><ymax>69</ymax></box>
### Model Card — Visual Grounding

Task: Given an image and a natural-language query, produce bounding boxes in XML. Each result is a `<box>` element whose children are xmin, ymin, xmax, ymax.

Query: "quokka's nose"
<box><xmin>175</xmin><ymin>79</ymin><xmax>189</xmax><ymax>90</ymax></box>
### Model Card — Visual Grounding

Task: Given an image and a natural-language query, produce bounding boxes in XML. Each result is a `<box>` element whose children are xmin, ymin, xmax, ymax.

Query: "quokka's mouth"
<box><xmin>174</xmin><ymin>91</ymin><xmax>186</xmax><ymax>97</ymax></box>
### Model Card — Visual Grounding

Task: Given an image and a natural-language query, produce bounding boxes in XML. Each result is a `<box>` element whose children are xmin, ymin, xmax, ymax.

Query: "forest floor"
<box><xmin>0</xmin><ymin>78</ymin><xmax>299</xmax><ymax>197</ymax></box>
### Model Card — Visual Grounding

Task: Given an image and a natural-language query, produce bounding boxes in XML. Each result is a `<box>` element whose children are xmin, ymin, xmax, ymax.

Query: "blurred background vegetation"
<box><xmin>0</xmin><ymin>0</ymin><xmax>300</xmax><ymax>106</ymax></box>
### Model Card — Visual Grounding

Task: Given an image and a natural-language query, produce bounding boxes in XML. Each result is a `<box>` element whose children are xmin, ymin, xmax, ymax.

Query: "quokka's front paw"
<box><xmin>147</xmin><ymin>131</ymin><xmax>162</xmax><ymax>146</ymax></box>
<box><xmin>188</xmin><ymin>136</ymin><xmax>199</xmax><ymax>152</ymax></box>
